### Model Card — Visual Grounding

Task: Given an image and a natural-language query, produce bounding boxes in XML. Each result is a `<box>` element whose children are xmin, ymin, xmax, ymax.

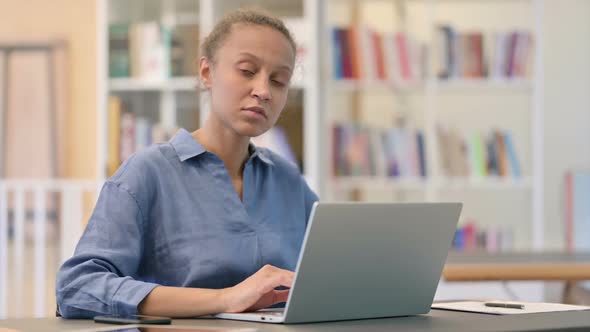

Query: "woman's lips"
<box><xmin>243</xmin><ymin>106</ymin><xmax>267</xmax><ymax>119</ymax></box>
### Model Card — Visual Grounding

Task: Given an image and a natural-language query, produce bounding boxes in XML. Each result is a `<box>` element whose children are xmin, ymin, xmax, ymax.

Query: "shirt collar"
<box><xmin>249</xmin><ymin>143</ymin><xmax>274</xmax><ymax>166</ymax></box>
<box><xmin>170</xmin><ymin>128</ymin><xmax>274</xmax><ymax>166</ymax></box>
<box><xmin>170</xmin><ymin>128</ymin><xmax>207</xmax><ymax>161</ymax></box>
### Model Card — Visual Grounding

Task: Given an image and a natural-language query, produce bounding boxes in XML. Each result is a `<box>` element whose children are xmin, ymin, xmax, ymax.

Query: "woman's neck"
<box><xmin>192</xmin><ymin>116</ymin><xmax>250</xmax><ymax>179</ymax></box>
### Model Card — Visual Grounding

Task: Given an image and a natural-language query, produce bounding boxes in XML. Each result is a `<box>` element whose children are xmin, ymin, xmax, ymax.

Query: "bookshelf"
<box><xmin>99</xmin><ymin>0</ymin><xmax>202</xmax><ymax>177</ymax></box>
<box><xmin>98</xmin><ymin>0</ymin><xmax>321</xmax><ymax>191</ymax></box>
<box><xmin>319</xmin><ymin>0</ymin><xmax>544</xmax><ymax>251</ymax></box>
<box><xmin>108</xmin><ymin>77</ymin><xmax>197</xmax><ymax>91</ymax></box>
<box><xmin>98</xmin><ymin>0</ymin><xmax>544</xmax><ymax>250</ymax></box>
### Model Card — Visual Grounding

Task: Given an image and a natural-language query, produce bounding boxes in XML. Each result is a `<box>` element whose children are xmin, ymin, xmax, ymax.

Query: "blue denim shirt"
<box><xmin>56</xmin><ymin>129</ymin><xmax>318</xmax><ymax>318</ymax></box>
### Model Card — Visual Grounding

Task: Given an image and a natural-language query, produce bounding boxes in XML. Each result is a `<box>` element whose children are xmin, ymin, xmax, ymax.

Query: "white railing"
<box><xmin>0</xmin><ymin>179</ymin><xmax>102</xmax><ymax>318</ymax></box>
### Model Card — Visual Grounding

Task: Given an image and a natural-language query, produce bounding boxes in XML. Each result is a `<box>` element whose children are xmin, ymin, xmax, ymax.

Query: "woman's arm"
<box><xmin>56</xmin><ymin>181</ymin><xmax>157</xmax><ymax>318</ymax></box>
<box><xmin>139</xmin><ymin>265</ymin><xmax>294</xmax><ymax>317</ymax></box>
<box><xmin>138</xmin><ymin>286</ymin><xmax>226</xmax><ymax>317</ymax></box>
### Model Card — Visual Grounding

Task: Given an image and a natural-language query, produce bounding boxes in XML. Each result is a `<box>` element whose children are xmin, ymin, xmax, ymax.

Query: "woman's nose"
<box><xmin>251</xmin><ymin>76</ymin><xmax>271</xmax><ymax>101</ymax></box>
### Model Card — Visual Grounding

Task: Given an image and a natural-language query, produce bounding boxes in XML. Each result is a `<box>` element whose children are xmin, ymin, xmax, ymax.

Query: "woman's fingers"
<box><xmin>272</xmin><ymin>289</ymin><xmax>290</xmax><ymax>305</ymax></box>
<box><xmin>257</xmin><ymin>265</ymin><xmax>294</xmax><ymax>292</ymax></box>
<box><xmin>224</xmin><ymin>265</ymin><xmax>295</xmax><ymax>313</ymax></box>
<box><xmin>247</xmin><ymin>289</ymin><xmax>290</xmax><ymax>312</ymax></box>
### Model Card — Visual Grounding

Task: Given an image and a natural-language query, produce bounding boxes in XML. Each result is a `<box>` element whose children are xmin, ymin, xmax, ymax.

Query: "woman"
<box><xmin>56</xmin><ymin>9</ymin><xmax>318</xmax><ymax>318</ymax></box>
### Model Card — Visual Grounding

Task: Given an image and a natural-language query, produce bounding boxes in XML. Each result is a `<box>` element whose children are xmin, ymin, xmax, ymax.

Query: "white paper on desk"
<box><xmin>432</xmin><ymin>301</ymin><xmax>590</xmax><ymax>315</ymax></box>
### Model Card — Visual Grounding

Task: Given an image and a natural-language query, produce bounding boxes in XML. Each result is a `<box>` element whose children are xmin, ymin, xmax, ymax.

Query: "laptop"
<box><xmin>215</xmin><ymin>202</ymin><xmax>462</xmax><ymax>324</ymax></box>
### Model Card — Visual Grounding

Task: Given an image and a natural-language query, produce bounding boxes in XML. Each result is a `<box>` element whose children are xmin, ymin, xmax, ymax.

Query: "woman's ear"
<box><xmin>199</xmin><ymin>56</ymin><xmax>212</xmax><ymax>89</ymax></box>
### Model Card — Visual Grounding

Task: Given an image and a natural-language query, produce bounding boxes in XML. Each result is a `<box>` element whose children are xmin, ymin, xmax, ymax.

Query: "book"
<box><xmin>332</xmin><ymin>123</ymin><xmax>426</xmax><ymax>178</ymax></box>
<box><xmin>463</xmin><ymin>33</ymin><xmax>484</xmax><ymax>77</ymax></box>
<box><xmin>435</xmin><ymin>26</ymin><xmax>533</xmax><ymax>80</ymax></box>
<box><xmin>109</xmin><ymin>23</ymin><xmax>130</xmax><ymax>77</ymax></box>
<box><xmin>339</xmin><ymin>28</ymin><xmax>353</xmax><ymax>79</ymax></box>
<box><xmin>451</xmin><ymin>222</ymin><xmax>514</xmax><ymax>253</ymax></box>
<box><xmin>347</xmin><ymin>26</ymin><xmax>362</xmax><ymax>79</ymax></box>
<box><xmin>494</xmin><ymin>130</ymin><xmax>509</xmax><ymax>176</ymax></box>
<box><xmin>330</xmin><ymin>25</ymin><xmax>427</xmax><ymax>85</ymax></box>
<box><xmin>331</xmin><ymin>28</ymin><xmax>344</xmax><ymax>79</ymax></box>
<box><xmin>134</xmin><ymin>116</ymin><xmax>152</xmax><ymax>152</ymax></box>
<box><xmin>107</xmin><ymin>96</ymin><xmax>122</xmax><ymax>176</ymax></box>
<box><xmin>129</xmin><ymin>21</ymin><xmax>170</xmax><ymax>79</ymax></box>
<box><xmin>438</xmin><ymin>127</ymin><xmax>521</xmax><ymax>179</ymax></box>
<box><xmin>565</xmin><ymin>171</ymin><xmax>590</xmax><ymax>252</ymax></box>
<box><xmin>435</xmin><ymin>25</ymin><xmax>453</xmax><ymax>79</ymax></box>
<box><xmin>468</xmin><ymin>133</ymin><xmax>487</xmax><ymax>178</ymax></box>
<box><xmin>372</xmin><ymin>31</ymin><xmax>387</xmax><ymax>80</ymax></box>
<box><xmin>416</xmin><ymin>131</ymin><xmax>427</xmax><ymax>177</ymax></box>
<box><xmin>503</xmin><ymin>131</ymin><xmax>521</xmax><ymax>177</ymax></box>
<box><xmin>437</xmin><ymin>126</ymin><xmax>453</xmax><ymax>176</ymax></box>
<box><xmin>395</xmin><ymin>32</ymin><xmax>412</xmax><ymax>81</ymax></box>
<box><xmin>119</xmin><ymin>112</ymin><xmax>136</xmax><ymax>164</ymax></box>
<box><xmin>170</xmin><ymin>24</ymin><xmax>199</xmax><ymax>77</ymax></box>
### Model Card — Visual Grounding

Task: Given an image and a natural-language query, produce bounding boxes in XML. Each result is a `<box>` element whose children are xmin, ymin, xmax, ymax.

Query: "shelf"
<box><xmin>330</xmin><ymin>177</ymin><xmax>429</xmax><ymax>190</ymax></box>
<box><xmin>330</xmin><ymin>78</ymin><xmax>531</xmax><ymax>93</ymax></box>
<box><xmin>434</xmin><ymin>78</ymin><xmax>532</xmax><ymax>92</ymax></box>
<box><xmin>330</xmin><ymin>79</ymin><xmax>424</xmax><ymax>93</ymax></box>
<box><xmin>435</xmin><ymin>176</ymin><xmax>533</xmax><ymax>190</ymax></box>
<box><xmin>109</xmin><ymin>77</ymin><xmax>198</xmax><ymax>91</ymax></box>
<box><xmin>330</xmin><ymin>176</ymin><xmax>532</xmax><ymax>190</ymax></box>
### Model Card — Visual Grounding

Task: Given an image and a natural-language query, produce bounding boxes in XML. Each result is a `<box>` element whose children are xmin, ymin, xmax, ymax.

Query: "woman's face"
<box><xmin>201</xmin><ymin>23</ymin><xmax>295</xmax><ymax>137</ymax></box>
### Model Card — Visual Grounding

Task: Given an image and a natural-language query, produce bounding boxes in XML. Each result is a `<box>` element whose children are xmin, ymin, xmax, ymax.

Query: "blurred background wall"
<box><xmin>542</xmin><ymin>0</ymin><xmax>590</xmax><ymax>249</ymax></box>
<box><xmin>0</xmin><ymin>0</ymin><xmax>98</xmax><ymax>179</ymax></box>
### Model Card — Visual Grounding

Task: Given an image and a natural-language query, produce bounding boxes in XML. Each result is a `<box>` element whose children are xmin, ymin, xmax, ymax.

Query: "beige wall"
<box><xmin>543</xmin><ymin>0</ymin><xmax>590</xmax><ymax>249</ymax></box>
<box><xmin>0</xmin><ymin>0</ymin><xmax>98</xmax><ymax>179</ymax></box>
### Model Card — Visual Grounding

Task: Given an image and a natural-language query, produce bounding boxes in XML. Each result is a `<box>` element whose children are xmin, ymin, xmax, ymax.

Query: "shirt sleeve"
<box><xmin>56</xmin><ymin>181</ymin><xmax>159</xmax><ymax>318</ymax></box>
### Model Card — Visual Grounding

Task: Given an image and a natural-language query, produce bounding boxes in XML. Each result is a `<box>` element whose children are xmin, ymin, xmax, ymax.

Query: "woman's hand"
<box><xmin>221</xmin><ymin>264</ymin><xmax>294</xmax><ymax>313</ymax></box>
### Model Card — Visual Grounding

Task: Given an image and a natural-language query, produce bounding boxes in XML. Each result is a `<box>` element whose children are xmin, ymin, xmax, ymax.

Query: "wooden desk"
<box><xmin>443</xmin><ymin>252</ymin><xmax>590</xmax><ymax>303</ymax></box>
<box><xmin>2</xmin><ymin>310</ymin><xmax>590</xmax><ymax>332</ymax></box>
<box><xmin>443</xmin><ymin>252</ymin><xmax>590</xmax><ymax>281</ymax></box>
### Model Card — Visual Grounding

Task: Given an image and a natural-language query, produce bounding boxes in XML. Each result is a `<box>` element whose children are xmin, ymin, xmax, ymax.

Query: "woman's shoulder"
<box><xmin>109</xmin><ymin>142</ymin><xmax>176</xmax><ymax>189</ymax></box>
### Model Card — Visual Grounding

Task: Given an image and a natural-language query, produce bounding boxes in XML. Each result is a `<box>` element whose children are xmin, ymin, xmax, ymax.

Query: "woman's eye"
<box><xmin>240</xmin><ymin>69</ymin><xmax>255</xmax><ymax>77</ymax></box>
<box><xmin>271</xmin><ymin>80</ymin><xmax>286</xmax><ymax>87</ymax></box>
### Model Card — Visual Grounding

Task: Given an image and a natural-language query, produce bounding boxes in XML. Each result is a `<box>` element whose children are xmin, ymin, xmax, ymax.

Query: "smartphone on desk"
<box><xmin>94</xmin><ymin>314</ymin><xmax>172</xmax><ymax>325</ymax></box>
